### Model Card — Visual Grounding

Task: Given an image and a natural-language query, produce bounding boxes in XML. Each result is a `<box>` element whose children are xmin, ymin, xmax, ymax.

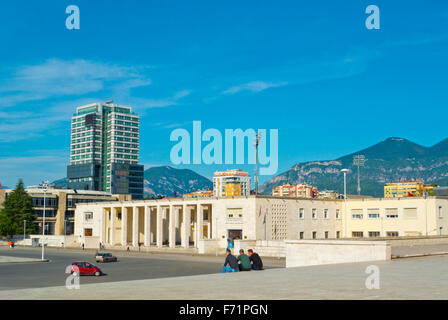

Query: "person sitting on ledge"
<box><xmin>222</xmin><ymin>249</ymin><xmax>239</xmax><ymax>273</ymax></box>
<box><xmin>248</xmin><ymin>249</ymin><xmax>264</xmax><ymax>270</ymax></box>
<box><xmin>237</xmin><ymin>249</ymin><xmax>252</xmax><ymax>271</ymax></box>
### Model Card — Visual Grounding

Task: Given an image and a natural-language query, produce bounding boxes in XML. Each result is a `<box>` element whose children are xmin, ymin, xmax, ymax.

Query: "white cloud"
<box><xmin>223</xmin><ymin>81</ymin><xmax>287</xmax><ymax>95</ymax></box>
<box><xmin>0</xmin><ymin>59</ymin><xmax>150</xmax><ymax>107</ymax></box>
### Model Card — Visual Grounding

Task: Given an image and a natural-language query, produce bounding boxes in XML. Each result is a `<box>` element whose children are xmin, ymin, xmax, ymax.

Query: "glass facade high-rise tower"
<box><xmin>67</xmin><ymin>101</ymin><xmax>144</xmax><ymax>199</ymax></box>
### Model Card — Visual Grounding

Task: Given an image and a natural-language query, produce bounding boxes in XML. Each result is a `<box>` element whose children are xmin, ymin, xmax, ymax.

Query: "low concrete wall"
<box><xmin>233</xmin><ymin>240</ymin><xmax>286</xmax><ymax>257</ymax></box>
<box><xmin>233</xmin><ymin>240</ymin><xmax>256</xmax><ymax>254</ymax></box>
<box><xmin>198</xmin><ymin>239</ymin><xmax>223</xmax><ymax>254</ymax></box>
<box><xmin>285</xmin><ymin>240</ymin><xmax>391</xmax><ymax>268</ymax></box>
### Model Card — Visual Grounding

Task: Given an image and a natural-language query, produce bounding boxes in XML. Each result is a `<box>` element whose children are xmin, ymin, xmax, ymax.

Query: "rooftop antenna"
<box><xmin>254</xmin><ymin>132</ymin><xmax>262</xmax><ymax>195</ymax></box>
<box><xmin>353</xmin><ymin>155</ymin><xmax>366</xmax><ymax>195</ymax></box>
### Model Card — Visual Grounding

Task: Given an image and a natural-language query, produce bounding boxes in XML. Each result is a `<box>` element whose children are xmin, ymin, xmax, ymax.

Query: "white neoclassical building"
<box><xmin>74</xmin><ymin>195</ymin><xmax>448</xmax><ymax>251</ymax></box>
<box><xmin>74</xmin><ymin>195</ymin><xmax>342</xmax><ymax>249</ymax></box>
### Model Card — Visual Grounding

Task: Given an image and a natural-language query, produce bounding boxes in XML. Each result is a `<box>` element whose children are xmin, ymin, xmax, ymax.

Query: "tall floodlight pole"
<box><xmin>41</xmin><ymin>181</ymin><xmax>49</xmax><ymax>260</ymax></box>
<box><xmin>352</xmin><ymin>155</ymin><xmax>366</xmax><ymax>195</ymax></box>
<box><xmin>254</xmin><ymin>132</ymin><xmax>262</xmax><ymax>195</ymax></box>
<box><xmin>341</xmin><ymin>169</ymin><xmax>349</xmax><ymax>238</ymax></box>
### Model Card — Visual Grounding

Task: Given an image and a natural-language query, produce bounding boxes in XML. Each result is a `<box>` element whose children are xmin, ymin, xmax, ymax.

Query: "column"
<box><xmin>144</xmin><ymin>206</ymin><xmax>151</xmax><ymax>247</ymax></box>
<box><xmin>132</xmin><ymin>206</ymin><xmax>139</xmax><ymax>247</ymax></box>
<box><xmin>169</xmin><ymin>205</ymin><xmax>175</xmax><ymax>248</ymax></box>
<box><xmin>156</xmin><ymin>205</ymin><xmax>163</xmax><ymax>247</ymax></box>
<box><xmin>110</xmin><ymin>207</ymin><xmax>116</xmax><ymax>245</ymax></box>
<box><xmin>196</xmin><ymin>204</ymin><xmax>204</xmax><ymax>247</ymax></box>
<box><xmin>100</xmin><ymin>207</ymin><xmax>106</xmax><ymax>243</ymax></box>
<box><xmin>181</xmin><ymin>204</ymin><xmax>190</xmax><ymax>248</ymax></box>
<box><xmin>121</xmin><ymin>207</ymin><xmax>127</xmax><ymax>246</ymax></box>
<box><xmin>175</xmin><ymin>207</ymin><xmax>180</xmax><ymax>243</ymax></box>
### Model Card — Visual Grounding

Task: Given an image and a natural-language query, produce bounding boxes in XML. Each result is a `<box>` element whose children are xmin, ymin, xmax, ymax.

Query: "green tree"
<box><xmin>0</xmin><ymin>179</ymin><xmax>36</xmax><ymax>237</ymax></box>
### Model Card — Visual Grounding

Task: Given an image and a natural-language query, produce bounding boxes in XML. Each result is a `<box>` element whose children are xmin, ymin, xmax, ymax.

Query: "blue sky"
<box><xmin>0</xmin><ymin>0</ymin><xmax>447</xmax><ymax>188</ymax></box>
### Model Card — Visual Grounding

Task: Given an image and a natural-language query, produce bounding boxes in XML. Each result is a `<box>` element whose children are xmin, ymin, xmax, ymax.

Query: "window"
<box><xmin>368</xmin><ymin>231</ymin><xmax>380</xmax><ymax>238</ymax></box>
<box><xmin>312</xmin><ymin>231</ymin><xmax>317</xmax><ymax>239</ymax></box>
<box><xmin>403</xmin><ymin>208</ymin><xmax>417</xmax><ymax>219</ymax></box>
<box><xmin>336</xmin><ymin>209</ymin><xmax>340</xmax><ymax>219</ymax></box>
<box><xmin>336</xmin><ymin>231</ymin><xmax>340</xmax><ymax>239</ymax></box>
<box><xmin>386</xmin><ymin>208</ymin><xmax>398</xmax><ymax>219</ymax></box>
<box><xmin>84</xmin><ymin>228</ymin><xmax>93</xmax><ymax>236</ymax></box>
<box><xmin>386</xmin><ymin>231</ymin><xmax>399</xmax><ymax>237</ymax></box>
<box><xmin>84</xmin><ymin>212</ymin><xmax>93</xmax><ymax>221</ymax></box>
<box><xmin>352</xmin><ymin>231</ymin><xmax>364</xmax><ymax>238</ymax></box>
<box><xmin>324</xmin><ymin>209</ymin><xmax>329</xmax><ymax>219</ymax></box>
<box><xmin>324</xmin><ymin>231</ymin><xmax>329</xmax><ymax>239</ymax></box>
<box><xmin>298</xmin><ymin>208</ymin><xmax>304</xmax><ymax>219</ymax></box>
<box><xmin>299</xmin><ymin>232</ymin><xmax>304</xmax><ymax>239</ymax></box>
<box><xmin>367</xmin><ymin>208</ymin><xmax>380</xmax><ymax>219</ymax></box>
<box><xmin>439</xmin><ymin>206</ymin><xmax>443</xmax><ymax>219</ymax></box>
<box><xmin>351</xmin><ymin>209</ymin><xmax>363</xmax><ymax>219</ymax></box>
<box><xmin>312</xmin><ymin>208</ymin><xmax>317</xmax><ymax>219</ymax></box>
<box><xmin>203</xmin><ymin>212</ymin><xmax>209</xmax><ymax>221</ymax></box>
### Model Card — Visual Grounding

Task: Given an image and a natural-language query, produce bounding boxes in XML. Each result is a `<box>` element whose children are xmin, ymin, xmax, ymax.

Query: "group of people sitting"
<box><xmin>222</xmin><ymin>248</ymin><xmax>263</xmax><ymax>273</ymax></box>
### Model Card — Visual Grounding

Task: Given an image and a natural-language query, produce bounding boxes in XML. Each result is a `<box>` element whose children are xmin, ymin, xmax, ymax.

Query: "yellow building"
<box><xmin>225</xmin><ymin>184</ymin><xmax>242</xmax><ymax>197</ymax></box>
<box><xmin>384</xmin><ymin>180</ymin><xmax>437</xmax><ymax>198</ymax></box>
<box><xmin>343</xmin><ymin>196</ymin><xmax>448</xmax><ymax>238</ymax></box>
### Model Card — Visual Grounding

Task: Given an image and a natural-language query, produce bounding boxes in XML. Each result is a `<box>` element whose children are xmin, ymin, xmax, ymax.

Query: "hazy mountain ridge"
<box><xmin>51</xmin><ymin>166</ymin><xmax>212</xmax><ymax>198</ymax></box>
<box><xmin>260</xmin><ymin>137</ymin><xmax>448</xmax><ymax>197</ymax></box>
<box><xmin>143</xmin><ymin>166</ymin><xmax>213</xmax><ymax>198</ymax></box>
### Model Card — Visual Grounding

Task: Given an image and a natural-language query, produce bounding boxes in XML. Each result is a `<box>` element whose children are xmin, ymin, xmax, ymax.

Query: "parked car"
<box><xmin>70</xmin><ymin>262</ymin><xmax>103</xmax><ymax>276</ymax></box>
<box><xmin>95</xmin><ymin>252</ymin><xmax>118</xmax><ymax>263</ymax></box>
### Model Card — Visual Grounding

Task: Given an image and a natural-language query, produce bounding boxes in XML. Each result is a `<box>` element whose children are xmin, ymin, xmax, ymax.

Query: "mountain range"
<box><xmin>143</xmin><ymin>166</ymin><xmax>212</xmax><ymax>198</ymax></box>
<box><xmin>260</xmin><ymin>137</ymin><xmax>448</xmax><ymax>197</ymax></box>
<box><xmin>51</xmin><ymin>166</ymin><xmax>212</xmax><ymax>198</ymax></box>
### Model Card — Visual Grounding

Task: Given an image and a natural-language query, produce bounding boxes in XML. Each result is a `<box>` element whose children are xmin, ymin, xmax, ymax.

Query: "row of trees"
<box><xmin>0</xmin><ymin>180</ymin><xmax>37</xmax><ymax>237</ymax></box>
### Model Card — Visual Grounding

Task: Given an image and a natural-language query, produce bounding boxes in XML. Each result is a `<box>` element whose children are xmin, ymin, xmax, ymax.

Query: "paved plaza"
<box><xmin>0</xmin><ymin>245</ymin><xmax>447</xmax><ymax>299</ymax></box>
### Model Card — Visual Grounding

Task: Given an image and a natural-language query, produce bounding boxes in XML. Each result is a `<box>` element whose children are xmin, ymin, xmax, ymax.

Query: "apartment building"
<box><xmin>384</xmin><ymin>180</ymin><xmax>435</xmax><ymax>198</ymax></box>
<box><xmin>272</xmin><ymin>184</ymin><xmax>318</xmax><ymax>198</ymax></box>
<box><xmin>213</xmin><ymin>169</ymin><xmax>251</xmax><ymax>198</ymax></box>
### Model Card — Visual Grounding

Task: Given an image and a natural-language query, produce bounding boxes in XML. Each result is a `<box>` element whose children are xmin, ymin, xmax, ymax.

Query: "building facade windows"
<box><xmin>385</xmin><ymin>208</ymin><xmax>399</xmax><ymax>219</ymax></box>
<box><xmin>351</xmin><ymin>209</ymin><xmax>363</xmax><ymax>219</ymax></box>
<box><xmin>298</xmin><ymin>208</ymin><xmax>304</xmax><ymax>219</ymax></box>
<box><xmin>368</xmin><ymin>231</ymin><xmax>380</xmax><ymax>238</ymax></box>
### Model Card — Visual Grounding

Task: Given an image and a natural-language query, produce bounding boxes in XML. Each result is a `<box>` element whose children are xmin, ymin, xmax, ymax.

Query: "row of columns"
<box><xmin>102</xmin><ymin>204</ymin><xmax>210</xmax><ymax>249</ymax></box>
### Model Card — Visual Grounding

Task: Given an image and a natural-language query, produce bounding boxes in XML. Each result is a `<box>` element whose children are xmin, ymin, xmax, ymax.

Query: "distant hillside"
<box><xmin>50</xmin><ymin>166</ymin><xmax>212</xmax><ymax>198</ymax></box>
<box><xmin>260</xmin><ymin>137</ymin><xmax>448</xmax><ymax>197</ymax></box>
<box><xmin>144</xmin><ymin>166</ymin><xmax>212</xmax><ymax>198</ymax></box>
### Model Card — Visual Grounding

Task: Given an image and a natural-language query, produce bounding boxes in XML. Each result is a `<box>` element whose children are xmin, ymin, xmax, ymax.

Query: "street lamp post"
<box><xmin>341</xmin><ymin>169</ymin><xmax>349</xmax><ymax>238</ymax></box>
<box><xmin>64</xmin><ymin>219</ymin><xmax>67</xmax><ymax>249</ymax></box>
<box><xmin>23</xmin><ymin>220</ymin><xmax>26</xmax><ymax>243</ymax></box>
<box><xmin>41</xmin><ymin>181</ymin><xmax>49</xmax><ymax>260</ymax></box>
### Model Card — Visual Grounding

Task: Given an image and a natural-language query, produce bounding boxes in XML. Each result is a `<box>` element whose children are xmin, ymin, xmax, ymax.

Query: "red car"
<box><xmin>70</xmin><ymin>261</ymin><xmax>103</xmax><ymax>276</ymax></box>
